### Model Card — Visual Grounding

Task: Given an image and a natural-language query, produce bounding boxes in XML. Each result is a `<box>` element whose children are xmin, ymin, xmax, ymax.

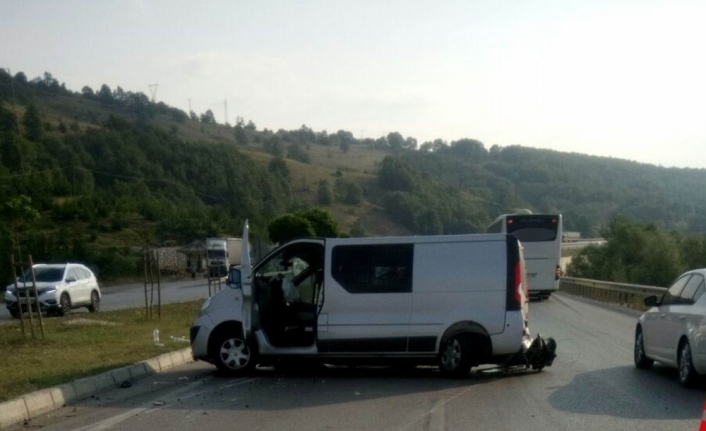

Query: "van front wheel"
<box><xmin>439</xmin><ymin>335</ymin><xmax>473</xmax><ymax>378</ymax></box>
<box><xmin>213</xmin><ymin>335</ymin><xmax>256</xmax><ymax>376</ymax></box>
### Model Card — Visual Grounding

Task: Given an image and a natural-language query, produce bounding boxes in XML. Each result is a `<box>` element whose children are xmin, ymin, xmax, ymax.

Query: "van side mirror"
<box><xmin>228</xmin><ymin>268</ymin><xmax>242</xmax><ymax>290</ymax></box>
<box><xmin>644</xmin><ymin>295</ymin><xmax>659</xmax><ymax>307</ymax></box>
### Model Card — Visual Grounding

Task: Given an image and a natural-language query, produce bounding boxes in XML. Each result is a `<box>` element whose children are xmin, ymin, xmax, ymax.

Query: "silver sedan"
<box><xmin>634</xmin><ymin>269</ymin><xmax>706</xmax><ymax>387</ymax></box>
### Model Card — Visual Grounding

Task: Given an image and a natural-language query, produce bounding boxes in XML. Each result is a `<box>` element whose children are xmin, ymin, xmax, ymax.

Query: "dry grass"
<box><xmin>0</xmin><ymin>300</ymin><xmax>200</xmax><ymax>402</ymax></box>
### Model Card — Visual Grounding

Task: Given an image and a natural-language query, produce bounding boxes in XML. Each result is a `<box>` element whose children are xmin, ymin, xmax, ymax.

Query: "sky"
<box><xmin>1</xmin><ymin>0</ymin><xmax>705</xmax><ymax>168</ymax></box>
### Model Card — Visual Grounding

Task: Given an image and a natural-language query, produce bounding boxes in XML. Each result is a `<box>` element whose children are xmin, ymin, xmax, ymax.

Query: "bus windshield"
<box><xmin>506</xmin><ymin>216</ymin><xmax>559</xmax><ymax>242</ymax></box>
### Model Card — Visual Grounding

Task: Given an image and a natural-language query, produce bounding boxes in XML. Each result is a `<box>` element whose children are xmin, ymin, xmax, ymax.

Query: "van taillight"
<box><xmin>514</xmin><ymin>261</ymin><xmax>522</xmax><ymax>304</ymax></box>
<box><xmin>555</xmin><ymin>265</ymin><xmax>561</xmax><ymax>280</ymax></box>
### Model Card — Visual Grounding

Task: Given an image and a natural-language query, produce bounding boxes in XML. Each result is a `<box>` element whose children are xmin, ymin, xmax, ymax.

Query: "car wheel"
<box><xmin>87</xmin><ymin>291</ymin><xmax>100</xmax><ymax>312</ymax></box>
<box><xmin>9</xmin><ymin>309</ymin><xmax>19</xmax><ymax>319</ymax></box>
<box><xmin>439</xmin><ymin>335</ymin><xmax>473</xmax><ymax>378</ymax></box>
<box><xmin>634</xmin><ymin>327</ymin><xmax>653</xmax><ymax>369</ymax></box>
<box><xmin>678</xmin><ymin>341</ymin><xmax>699</xmax><ymax>388</ymax></box>
<box><xmin>213</xmin><ymin>335</ymin><xmax>256</xmax><ymax>376</ymax></box>
<box><xmin>58</xmin><ymin>293</ymin><xmax>71</xmax><ymax>317</ymax></box>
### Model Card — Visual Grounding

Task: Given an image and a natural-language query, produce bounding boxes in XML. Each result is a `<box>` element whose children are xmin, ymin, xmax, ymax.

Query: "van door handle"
<box><xmin>678</xmin><ymin>315</ymin><xmax>686</xmax><ymax>320</ymax></box>
<box><xmin>659</xmin><ymin>314</ymin><xmax>665</xmax><ymax>318</ymax></box>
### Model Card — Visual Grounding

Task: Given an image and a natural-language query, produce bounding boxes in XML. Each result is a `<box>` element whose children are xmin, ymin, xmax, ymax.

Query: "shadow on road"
<box><xmin>548</xmin><ymin>365</ymin><xmax>704</xmax><ymax>420</ymax></box>
<box><xmin>68</xmin><ymin>363</ymin><xmax>543</xmax><ymax>415</ymax></box>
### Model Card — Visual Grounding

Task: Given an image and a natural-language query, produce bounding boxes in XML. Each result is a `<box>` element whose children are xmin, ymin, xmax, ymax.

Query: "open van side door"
<box><xmin>240</xmin><ymin>221</ymin><xmax>253</xmax><ymax>339</ymax></box>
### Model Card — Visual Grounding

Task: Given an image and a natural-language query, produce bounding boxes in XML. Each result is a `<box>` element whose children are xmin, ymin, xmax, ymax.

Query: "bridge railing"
<box><xmin>559</xmin><ymin>277</ymin><xmax>666</xmax><ymax>311</ymax></box>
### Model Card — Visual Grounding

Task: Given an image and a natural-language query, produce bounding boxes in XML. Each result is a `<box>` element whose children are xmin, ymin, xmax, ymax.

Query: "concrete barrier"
<box><xmin>0</xmin><ymin>347</ymin><xmax>194</xmax><ymax>430</ymax></box>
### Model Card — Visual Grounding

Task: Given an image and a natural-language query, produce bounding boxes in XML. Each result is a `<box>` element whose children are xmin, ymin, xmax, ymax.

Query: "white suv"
<box><xmin>5</xmin><ymin>263</ymin><xmax>102</xmax><ymax>317</ymax></box>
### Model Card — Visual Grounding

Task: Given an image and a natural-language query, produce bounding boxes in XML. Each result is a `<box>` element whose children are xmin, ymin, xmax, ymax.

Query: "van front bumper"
<box><xmin>190</xmin><ymin>314</ymin><xmax>215</xmax><ymax>362</ymax></box>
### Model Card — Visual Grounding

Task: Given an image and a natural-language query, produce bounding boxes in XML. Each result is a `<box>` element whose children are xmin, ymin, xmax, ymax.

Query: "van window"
<box><xmin>332</xmin><ymin>244</ymin><xmax>413</xmax><ymax>294</ymax></box>
<box><xmin>506</xmin><ymin>216</ymin><xmax>559</xmax><ymax>242</ymax></box>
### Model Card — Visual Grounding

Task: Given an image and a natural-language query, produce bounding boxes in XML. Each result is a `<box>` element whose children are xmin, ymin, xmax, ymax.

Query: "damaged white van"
<box><xmin>190</xmin><ymin>222</ymin><xmax>556</xmax><ymax>377</ymax></box>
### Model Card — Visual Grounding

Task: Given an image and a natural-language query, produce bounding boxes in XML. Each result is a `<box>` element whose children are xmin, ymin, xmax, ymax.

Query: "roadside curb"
<box><xmin>0</xmin><ymin>347</ymin><xmax>194</xmax><ymax>429</ymax></box>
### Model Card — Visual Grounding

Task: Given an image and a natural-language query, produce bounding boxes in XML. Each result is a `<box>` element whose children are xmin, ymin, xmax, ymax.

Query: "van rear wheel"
<box><xmin>439</xmin><ymin>335</ymin><xmax>473</xmax><ymax>378</ymax></box>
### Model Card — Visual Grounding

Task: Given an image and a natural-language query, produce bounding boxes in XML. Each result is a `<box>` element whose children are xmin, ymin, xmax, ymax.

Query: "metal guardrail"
<box><xmin>559</xmin><ymin>277</ymin><xmax>666</xmax><ymax>311</ymax></box>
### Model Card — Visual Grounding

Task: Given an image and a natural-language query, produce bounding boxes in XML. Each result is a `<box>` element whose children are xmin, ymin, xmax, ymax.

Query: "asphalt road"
<box><xmin>10</xmin><ymin>293</ymin><xmax>704</xmax><ymax>431</ymax></box>
<box><xmin>0</xmin><ymin>278</ymin><xmax>214</xmax><ymax>323</ymax></box>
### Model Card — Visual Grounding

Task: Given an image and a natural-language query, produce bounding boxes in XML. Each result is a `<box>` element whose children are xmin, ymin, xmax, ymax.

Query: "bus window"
<box><xmin>506</xmin><ymin>216</ymin><xmax>559</xmax><ymax>242</ymax></box>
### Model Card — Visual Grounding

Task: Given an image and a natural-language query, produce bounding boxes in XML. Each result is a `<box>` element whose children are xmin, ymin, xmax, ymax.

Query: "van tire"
<box><xmin>212</xmin><ymin>333</ymin><xmax>257</xmax><ymax>376</ymax></box>
<box><xmin>439</xmin><ymin>335</ymin><xmax>473</xmax><ymax>378</ymax></box>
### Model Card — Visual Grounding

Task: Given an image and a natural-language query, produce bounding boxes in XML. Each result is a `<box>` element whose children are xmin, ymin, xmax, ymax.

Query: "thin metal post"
<box><xmin>143</xmin><ymin>252</ymin><xmax>149</xmax><ymax>318</ymax></box>
<box><xmin>156</xmin><ymin>250</ymin><xmax>161</xmax><ymax>320</ymax></box>
<box><xmin>28</xmin><ymin>255</ymin><xmax>45</xmax><ymax>339</ymax></box>
<box><xmin>10</xmin><ymin>255</ymin><xmax>26</xmax><ymax>340</ymax></box>
<box><xmin>20</xmin><ymin>262</ymin><xmax>36</xmax><ymax>339</ymax></box>
<box><xmin>149</xmin><ymin>249</ymin><xmax>155</xmax><ymax>319</ymax></box>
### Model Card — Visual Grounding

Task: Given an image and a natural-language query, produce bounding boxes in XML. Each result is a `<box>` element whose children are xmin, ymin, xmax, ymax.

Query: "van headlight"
<box><xmin>5</xmin><ymin>286</ymin><xmax>14</xmax><ymax>295</ymax></box>
<box><xmin>200</xmin><ymin>297</ymin><xmax>212</xmax><ymax>312</ymax></box>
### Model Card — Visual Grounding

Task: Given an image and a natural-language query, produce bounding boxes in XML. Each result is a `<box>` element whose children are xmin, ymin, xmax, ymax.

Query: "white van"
<box><xmin>190</xmin><ymin>222</ymin><xmax>556</xmax><ymax>377</ymax></box>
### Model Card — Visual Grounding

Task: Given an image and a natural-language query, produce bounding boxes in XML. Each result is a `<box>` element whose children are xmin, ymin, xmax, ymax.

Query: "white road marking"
<box><xmin>69</xmin><ymin>377</ymin><xmax>258</xmax><ymax>431</ymax></box>
<box><xmin>397</xmin><ymin>384</ymin><xmax>476</xmax><ymax>431</ymax></box>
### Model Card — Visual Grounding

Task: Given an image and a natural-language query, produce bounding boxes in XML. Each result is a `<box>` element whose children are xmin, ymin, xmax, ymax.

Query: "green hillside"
<box><xmin>1</xmin><ymin>68</ymin><xmax>705</xmax><ymax>283</ymax></box>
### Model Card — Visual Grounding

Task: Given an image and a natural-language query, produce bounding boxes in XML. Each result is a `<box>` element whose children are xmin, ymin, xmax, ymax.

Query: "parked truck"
<box><xmin>206</xmin><ymin>237</ymin><xmax>243</xmax><ymax>278</ymax></box>
<box><xmin>226</xmin><ymin>238</ymin><xmax>242</xmax><ymax>267</ymax></box>
<box><xmin>206</xmin><ymin>238</ymin><xmax>228</xmax><ymax>278</ymax></box>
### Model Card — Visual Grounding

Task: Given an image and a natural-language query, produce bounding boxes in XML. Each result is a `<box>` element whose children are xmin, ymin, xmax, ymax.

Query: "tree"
<box><xmin>234</xmin><ymin>123</ymin><xmax>248</xmax><ymax>145</ymax></box>
<box><xmin>300</xmin><ymin>208</ymin><xmax>339</xmax><ymax>238</ymax></box>
<box><xmin>387</xmin><ymin>132</ymin><xmax>405</xmax><ymax>150</ymax></box>
<box><xmin>22</xmin><ymin>104</ymin><xmax>43</xmax><ymax>141</ymax></box>
<box><xmin>81</xmin><ymin>86</ymin><xmax>94</xmax><ymax>98</ymax></box>
<box><xmin>245</xmin><ymin>120</ymin><xmax>257</xmax><ymax>131</ymax></box>
<box><xmin>200</xmin><ymin>109</ymin><xmax>216</xmax><ymax>124</ymax></box>
<box><xmin>98</xmin><ymin>84</ymin><xmax>113</xmax><ymax>104</ymax></box>
<box><xmin>340</xmin><ymin>139</ymin><xmax>350</xmax><ymax>154</ymax></box>
<box><xmin>317</xmin><ymin>180</ymin><xmax>332</xmax><ymax>205</ymax></box>
<box><xmin>263</xmin><ymin>135</ymin><xmax>284</xmax><ymax>157</ymax></box>
<box><xmin>287</xmin><ymin>143</ymin><xmax>310</xmax><ymax>163</ymax></box>
<box><xmin>189</xmin><ymin>110</ymin><xmax>198</xmax><ymax>121</ymax></box>
<box><xmin>404</xmin><ymin>137</ymin><xmax>418</xmax><ymax>151</ymax></box>
<box><xmin>14</xmin><ymin>72</ymin><xmax>27</xmax><ymax>85</ymax></box>
<box><xmin>0</xmin><ymin>195</ymin><xmax>40</xmax><ymax>256</ymax></box>
<box><xmin>268</xmin><ymin>156</ymin><xmax>290</xmax><ymax>183</ymax></box>
<box><xmin>268</xmin><ymin>214</ymin><xmax>315</xmax><ymax>244</ymax></box>
<box><xmin>0</xmin><ymin>106</ymin><xmax>18</xmax><ymax>134</ymax></box>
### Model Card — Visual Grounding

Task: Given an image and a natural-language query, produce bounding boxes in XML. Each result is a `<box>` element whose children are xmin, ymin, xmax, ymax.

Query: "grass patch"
<box><xmin>0</xmin><ymin>300</ymin><xmax>201</xmax><ymax>402</ymax></box>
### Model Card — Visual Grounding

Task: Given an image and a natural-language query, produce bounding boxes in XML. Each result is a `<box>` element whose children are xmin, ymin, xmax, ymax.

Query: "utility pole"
<box><xmin>148</xmin><ymin>84</ymin><xmax>158</xmax><ymax>102</ymax></box>
<box><xmin>188</xmin><ymin>98</ymin><xmax>192</xmax><ymax>112</ymax></box>
<box><xmin>223</xmin><ymin>100</ymin><xmax>228</xmax><ymax>125</ymax></box>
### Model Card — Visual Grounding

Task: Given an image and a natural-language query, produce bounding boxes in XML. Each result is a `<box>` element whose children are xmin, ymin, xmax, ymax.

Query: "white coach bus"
<box><xmin>487</xmin><ymin>213</ymin><xmax>562</xmax><ymax>299</ymax></box>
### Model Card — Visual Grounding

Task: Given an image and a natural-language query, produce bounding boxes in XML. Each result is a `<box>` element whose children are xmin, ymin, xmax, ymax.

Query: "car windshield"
<box><xmin>20</xmin><ymin>267</ymin><xmax>65</xmax><ymax>283</ymax></box>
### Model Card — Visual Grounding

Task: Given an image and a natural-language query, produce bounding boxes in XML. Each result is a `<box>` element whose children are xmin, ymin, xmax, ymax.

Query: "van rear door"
<box><xmin>506</xmin><ymin>236</ymin><xmax>529</xmax><ymax>324</ymax></box>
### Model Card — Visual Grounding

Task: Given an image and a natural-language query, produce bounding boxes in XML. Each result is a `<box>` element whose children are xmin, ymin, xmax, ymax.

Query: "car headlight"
<box><xmin>38</xmin><ymin>286</ymin><xmax>58</xmax><ymax>295</ymax></box>
<box><xmin>5</xmin><ymin>286</ymin><xmax>14</xmax><ymax>295</ymax></box>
